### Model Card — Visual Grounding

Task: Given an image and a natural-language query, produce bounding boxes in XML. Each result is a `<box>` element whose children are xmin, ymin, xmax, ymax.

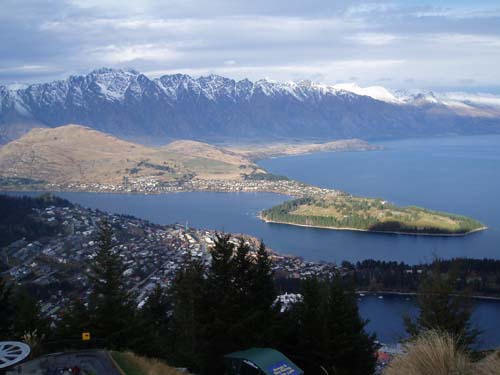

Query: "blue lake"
<box><xmin>260</xmin><ymin>134</ymin><xmax>500</xmax><ymax>264</ymax></box>
<box><xmin>34</xmin><ymin>134</ymin><xmax>500</xmax><ymax>265</ymax></box>
<box><xmin>9</xmin><ymin>134</ymin><xmax>500</xmax><ymax>348</ymax></box>
<box><xmin>358</xmin><ymin>294</ymin><xmax>500</xmax><ymax>349</ymax></box>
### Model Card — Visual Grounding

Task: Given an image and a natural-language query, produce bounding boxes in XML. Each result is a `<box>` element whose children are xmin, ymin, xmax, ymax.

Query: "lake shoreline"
<box><xmin>3</xmin><ymin>187</ymin><xmax>487</xmax><ymax>237</ymax></box>
<box><xmin>356</xmin><ymin>290</ymin><xmax>500</xmax><ymax>301</ymax></box>
<box><xmin>260</xmin><ymin>215</ymin><xmax>488</xmax><ymax>237</ymax></box>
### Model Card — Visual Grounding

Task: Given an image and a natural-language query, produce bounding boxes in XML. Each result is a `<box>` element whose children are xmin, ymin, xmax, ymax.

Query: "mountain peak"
<box><xmin>89</xmin><ymin>67</ymin><xmax>140</xmax><ymax>76</ymax></box>
<box><xmin>1</xmin><ymin>69</ymin><xmax>500</xmax><ymax>144</ymax></box>
<box><xmin>332</xmin><ymin>83</ymin><xmax>402</xmax><ymax>103</ymax></box>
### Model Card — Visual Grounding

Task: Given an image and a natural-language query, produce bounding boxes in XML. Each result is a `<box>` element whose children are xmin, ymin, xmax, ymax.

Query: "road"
<box><xmin>5</xmin><ymin>350</ymin><xmax>123</xmax><ymax>375</ymax></box>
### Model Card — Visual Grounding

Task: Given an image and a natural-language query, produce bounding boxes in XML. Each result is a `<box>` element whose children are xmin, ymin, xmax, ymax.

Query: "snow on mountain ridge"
<box><xmin>2</xmin><ymin>68</ymin><xmax>500</xmax><ymax>118</ymax></box>
<box><xmin>87</xmin><ymin>68</ymin><xmax>141</xmax><ymax>101</ymax></box>
<box><xmin>332</xmin><ymin>83</ymin><xmax>402</xmax><ymax>104</ymax></box>
<box><xmin>0</xmin><ymin>68</ymin><xmax>411</xmax><ymax>106</ymax></box>
<box><xmin>440</xmin><ymin>92</ymin><xmax>500</xmax><ymax>108</ymax></box>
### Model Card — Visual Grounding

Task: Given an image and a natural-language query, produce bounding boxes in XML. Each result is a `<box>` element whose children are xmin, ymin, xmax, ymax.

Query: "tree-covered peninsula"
<box><xmin>261</xmin><ymin>195</ymin><xmax>485</xmax><ymax>235</ymax></box>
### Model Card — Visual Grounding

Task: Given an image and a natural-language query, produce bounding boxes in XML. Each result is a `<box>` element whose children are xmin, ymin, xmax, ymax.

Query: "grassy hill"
<box><xmin>110</xmin><ymin>352</ymin><xmax>184</xmax><ymax>375</ymax></box>
<box><xmin>261</xmin><ymin>195</ymin><xmax>485</xmax><ymax>235</ymax></box>
<box><xmin>0</xmin><ymin>124</ymin><xmax>263</xmax><ymax>186</ymax></box>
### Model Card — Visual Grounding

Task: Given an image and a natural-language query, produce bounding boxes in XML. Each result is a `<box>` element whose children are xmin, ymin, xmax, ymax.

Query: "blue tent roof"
<box><xmin>225</xmin><ymin>348</ymin><xmax>303</xmax><ymax>375</ymax></box>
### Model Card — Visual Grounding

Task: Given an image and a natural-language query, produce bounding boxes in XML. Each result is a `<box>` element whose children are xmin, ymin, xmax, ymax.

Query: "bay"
<box><xmin>260</xmin><ymin>134</ymin><xmax>500</xmax><ymax>264</ymax></box>
<box><xmin>8</xmin><ymin>134</ymin><xmax>500</xmax><ymax>348</ymax></box>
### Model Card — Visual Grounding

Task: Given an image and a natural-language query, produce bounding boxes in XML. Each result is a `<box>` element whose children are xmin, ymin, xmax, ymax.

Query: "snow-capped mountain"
<box><xmin>332</xmin><ymin>83</ymin><xmax>403</xmax><ymax>104</ymax></box>
<box><xmin>1</xmin><ymin>68</ymin><xmax>499</xmax><ymax>144</ymax></box>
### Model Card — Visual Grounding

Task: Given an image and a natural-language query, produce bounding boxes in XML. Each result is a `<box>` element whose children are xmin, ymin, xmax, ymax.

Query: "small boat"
<box><xmin>378</xmin><ymin>295</ymin><xmax>384</xmax><ymax>299</ymax></box>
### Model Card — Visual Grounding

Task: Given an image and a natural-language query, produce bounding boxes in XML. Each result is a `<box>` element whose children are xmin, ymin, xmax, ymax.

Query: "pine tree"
<box><xmin>240</xmin><ymin>240</ymin><xmax>278</xmax><ymax>346</ymax></box>
<box><xmin>404</xmin><ymin>261</ymin><xmax>479</xmax><ymax>349</ymax></box>
<box><xmin>134</xmin><ymin>284</ymin><xmax>172</xmax><ymax>358</ymax></box>
<box><xmin>141</xmin><ymin>284</ymin><xmax>171</xmax><ymax>335</ymax></box>
<box><xmin>293</xmin><ymin>278</ymin><xmax>329</xmax><ymax>372</ymax></box>
<box><xmin>207</xmin><ymin>233</ymin><xmax>235</xmax><ymax>299</ymax></box>
<box><xmin>288</xmin><ymin>277</ymin><xmax>377</xmax><ymax>375</ymax></box>
<box><xmin>56</xmin><ymin>299</ymin><xmax>91</xmax><ymax>350</ymax></box>
<box><xmin>0</xmin><ymin>277</ymin><xmax>14</xmax><ymax>340</ymax></box>
<box><xmin>200</xmin><ymin>234</ymin><xmax>238</xmax><ymax>374</ymax></box>
<box><xmin>88</xmin><ymin>219</ymin><xmax>136</xmax><ymax>348</ymax></box>
<box><xmin>12</xmin><ymin>287</ymin><xmax>49</xmax><ymax>340</ymax></box>
<box><xmin>251</xmin><ymin>241</ymin><xmax>276</xmax><ymax>308</ymax></box>
<box><xmin>170</xmin><ymin>258</ymin><xmax>206</xmax><ymax>372</ymax></box>
<box><xmin>229</xmin><ymin>239</ymin><xmax>278</xmax><ymax>349</ymax></box>
<box><xmin>324</xmin><ymin>278</ymin><xmax>377</xmax><ymax>375</ymax></box>
<box><xmin>170</xmin><ymin>235</ymin><xmax>279</xmax><ymax>374</ymax></box>
<box><xmin>232</xmin><ymin>238</ymin><xmax>253</xmax><ymax>309</ymax></box>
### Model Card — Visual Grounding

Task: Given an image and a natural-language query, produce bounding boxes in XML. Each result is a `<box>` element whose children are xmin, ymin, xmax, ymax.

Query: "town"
<box><xmin>8</xmin><ymin>175</ymin><xmax>339</xmax><ymax>198</ymax></box>
<box><xmin>1</xmin><ymin>200</ymin><xmax>340</xmax><ymax>322</ymax></box>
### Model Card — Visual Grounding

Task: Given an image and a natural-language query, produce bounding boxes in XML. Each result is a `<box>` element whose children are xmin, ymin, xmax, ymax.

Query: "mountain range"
<box><xmin>1</xmin><ymin>68</ymin><xmax>500</xmax><ymax>144</ymax></box>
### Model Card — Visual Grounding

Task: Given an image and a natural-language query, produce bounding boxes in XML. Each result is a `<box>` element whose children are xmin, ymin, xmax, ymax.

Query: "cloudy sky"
<box><xmin>1</xmin><ymin>0</ymin><xmax>500</xmax><ymax>92</ymax></box>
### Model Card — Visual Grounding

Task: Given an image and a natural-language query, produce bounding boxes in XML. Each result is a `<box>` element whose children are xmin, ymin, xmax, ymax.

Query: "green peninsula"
<box><xmin>261</xmin><ymin>195</ymin><xmax>486</xmax><ymax>236</ymax></box>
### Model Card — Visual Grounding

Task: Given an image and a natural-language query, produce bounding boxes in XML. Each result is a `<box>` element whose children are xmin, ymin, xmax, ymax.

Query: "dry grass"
<box><xmin>111</xmin><ymin>351</ymin><xmax>185</xmax><ymax>375</ymax></box>
<box><xmin>0</xmin><ymin>124</ymin><xmax>260</xmax><ymax>184</ymax></box>
<box><xmin>474</xmin><ymin>351</ymin><xmax>500</xmax><ymax>375</ymax></box>
<box><xmin>384</xmin><ymin>331</ymin><xmax>471</xmax><ymax>375</ymax></box>
<box><xmin>384</xmin><ymin>331</ymin><xmax>500</xmax><ymax>375</ymax></box>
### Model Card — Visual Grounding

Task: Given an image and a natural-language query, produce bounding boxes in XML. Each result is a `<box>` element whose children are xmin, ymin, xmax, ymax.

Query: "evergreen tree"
<box><xmin>294</xmin><ymin>278</ymin><xmax>329</xmax><ymax>372</ymax></box>
<box><xmin>200</xmin><ymin>234</ymin><xmax>238</xmax><ymax>374</ymax></box>
<box><xmin>133</xmin><ymin>284</ymin><xmax>172</xmax><ymax>358</ymax></box>
<box><xmin>167</xmin><ymin>236</ymin><xmax>279</xmax><ymax>374</ymax></box>
<box><xmin>288</xmin><ymin>277</ymin><xmax>377</xmax><ymax>375</ymax></box>
<box><xmin>251</xmin><ymin>241</ymin><xmax>276</xmax><ymax>308</ymax></box>
<box><xmin>199</xmin><ymin>236</ymin><xmax>281</xmax><ymax>374</ymax></box>
<box><xmin>88</xmin><ymin>219</ymin><xmax>136</xmax><ymax>348</ymax></box>
<box><xmin>228</xmin><ymin>239</ymin><xmax>278</xmax><ymax>349</ymax></box>
<box><xmin>207</xmin><ymin>233</ymin><xmax>235</xmax><ymax>299</ymax></box>
<box><xmin>142</xmin><ymin>284</ymin><xmax>171</xmax><ymax>336</ymax></box>
<box><xmin>55</xmin><ymin>299</ymin><xmax>91</xmax><ymax>350</ymax></box>
<box><xmin>243</xmin><ymin>240</ymin><xmax>278</xmax><ymax>346</ymax></box>
<box><xmin>0</xmin><ymin>277</ymin><xmax>14</xmax><ymax>340</ymax></box>
<box><xmin>12</xmin><ymin>287</ymin><xmax>49</xmax><ymax>340</ymax></box>
<box><xmin>324</xmin><ymin>278</ymin><xmax>377</xmax><ymax>375</ymax></box>
<box><xmin>170</xmin><ymin>258</ymin><xmax>206</xmax><ymax>372</ymax></box>
<box><xmin>404</xmin><ymin>261</ymin><xmax>479</xmax><ymax>349</ymax></box>
<box><xmin>232</xmin><ymin>239</ymin><xmax>253</xmax><ymax>309</ymax></box>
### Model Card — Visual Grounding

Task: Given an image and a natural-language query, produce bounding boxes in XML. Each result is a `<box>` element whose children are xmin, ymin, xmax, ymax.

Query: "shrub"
<box><xmin>384</xmin><ymin>331</ymin><xmax>500</xmax><ymax>375</ymax></box>
<box><xmin>384</xmin><ymin>331</ymin><xmax>471</xmax><ymax>375</ymax></box>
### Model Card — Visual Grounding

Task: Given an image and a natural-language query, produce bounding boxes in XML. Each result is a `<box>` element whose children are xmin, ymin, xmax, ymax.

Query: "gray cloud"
<box><xmin>1</xmin><ymin>0</ymin><xmax>500</xmax><ymax>92</ymax></box>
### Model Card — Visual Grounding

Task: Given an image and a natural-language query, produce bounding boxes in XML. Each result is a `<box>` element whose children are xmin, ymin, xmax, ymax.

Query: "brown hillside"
<box><xmin>0</xmin><ymin>124</ymin><xmax>260</xmax><ymax>185</ymax></box>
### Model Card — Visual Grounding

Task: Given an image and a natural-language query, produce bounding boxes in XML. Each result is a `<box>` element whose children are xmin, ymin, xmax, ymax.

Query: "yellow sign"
<box><xmin>82</xmin><ymin>332</ymin><xmax>91</xmax><ymax>341</ymax></box>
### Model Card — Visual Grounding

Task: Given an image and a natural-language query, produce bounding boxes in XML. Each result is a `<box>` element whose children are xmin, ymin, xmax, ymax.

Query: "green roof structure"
<box><xmin>224</xmin><ymin>348</ymin><xmax>303</xmax><ymax>375</ymax></box>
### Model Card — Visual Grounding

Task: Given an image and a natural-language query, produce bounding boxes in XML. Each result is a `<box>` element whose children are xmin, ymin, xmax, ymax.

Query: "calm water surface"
<box><xmin>40</xmin><ymin>134</ymin><xmax>500</xmax><ymax>265</ymax></box>
<box><xmin>358</xmin><ymin>294</ymin><xmax>500</xmax><ymax>349</ymax></box>
<box><xmin>260</xmin><ymin>134</ymin><xmax>500</xmax><ymax>263</ymax></box>
<box><xmin>10</xmin><ymin>134</ymin><xmax>500</xmax><ymax>347</ymax></box>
